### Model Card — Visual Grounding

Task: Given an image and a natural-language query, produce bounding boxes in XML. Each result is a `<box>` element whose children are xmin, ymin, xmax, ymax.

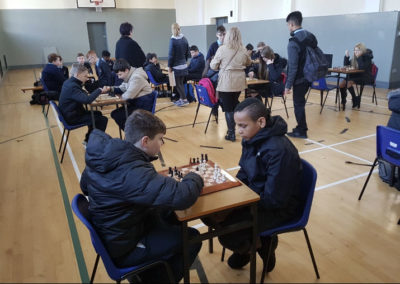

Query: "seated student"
<box><xmin>101</xmin><ymin>50</ymin><xmax>114</xmax><ymax>71</ymax></box>
<box><xmin>76</xmin><ymin>52</ymin><xmax>92</xmax><ymax>73</ymax></box>
<box><xmin>41</xmin><ymin>53</ymin><xmax>66</xmax><ymax>99</ymax></box>
<box><xmin>144</xmin><ymin>53</ymin><xmax>169</xmax><ymax>84</ymax></box>
<box><xmin>110</xmin><ymin>59</ymin><xmax>155</xmax><ymax>130</ymax></box>
<box><xmin>80</xmin><ymin>109</ymin><xmax>203</xmax><ymax>283</ymax></box>
<box><xmin>187</xmin><ymin>45</ymin><xmax>205</xmax><ymax>81</ymax></box>
<box><xmin>247</xmin><ymin>46</ymin><xmax>287</xmax><ymax>99</ymax></box>
<box><xmin>203</xmin><ymin>98</ymin><xmax>302</xmax><ymax>271</ymax></box>
<box><xmin>59</xmin><ymin>56</ymin><xmax>69</xmax><ymax>80</ymax></box>
<box><xmin>245</xmin><ymin>43</ymin><xmax>256</xmax><ymax>76</ymax></box>
<box><xmin>87</xmin><ymin>50</ymin><xmax>113</xmax><ymax>88</ymax></box>
<box><xmin>58</xmin><ymin>63</ymin><xmax>108</xmax><ymax>144</ymax></box>
<box><xmin>339</xmin><ymin>43</ymin><xmax>374</xmax><ymax>109</ymax></box>
<box><xmin>77</xmin><ymin>52</ymin><xmax>98</xmax><ymax>92</ymax></box>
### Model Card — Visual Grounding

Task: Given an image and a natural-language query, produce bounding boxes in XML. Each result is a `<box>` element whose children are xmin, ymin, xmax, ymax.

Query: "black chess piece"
<box><xmin>205</xmin><ymin>154</ymin><xmax>208</xmax><ymax>162</ymax></box>
<box><xmin>201</xmin><ymin>154</ymin><xmax>204</xmax><ymax>162</ymax></box>
<box><xmin>196</xmin><ymin>166</ymin><xmax>199</xmax><ymax>171</ymax></box>
<box><xmin>197</xmin><ymin>158</ymin><xmax>200</xmax><ymax>164</ymax></box>
<box><xmin>192</xmin><ymin>158</ymin><xmax>196</xmax><ymax>164</ymax></box>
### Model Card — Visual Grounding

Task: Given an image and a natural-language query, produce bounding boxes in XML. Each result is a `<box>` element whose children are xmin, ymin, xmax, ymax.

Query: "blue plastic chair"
<box><xmin>71</xmin><ymin>194</ymin><xmax>174</xmax><ymax>283</ymax></box>
<box><xmin>258</xmin><ymin>159</ymin><xmax>320</xmax><ymax>283</ymax></box>
<box><xmin>308</xmin><ymin>77</ymin><xmax>338</xmax><ymax>114</ymax></box>
<box><xmin>40</xmin><ymin>77</ymin><xmax>56</xmax><ymax>116</ymax></box>
<box><xmin>193</xmin><ymin>84</ymin><xmax>217</xmax><ymax>134</ymax></box>
<box><xmin>264</xmin><ymin>73</ymin><xmax>289</xmax><ymax>118</ymax></box>
<box><xmin>49</xmin><ymin>101</ymin><xmax>87</xmax><ymax>163</ymax></box>
<box><xmin>151</xmin><ymin>90</ymin><xmax>158</xmax><ymax>114</ymax></box>
<box><xmin>146</xmin><ymin>70</ymin><xmax>166</xmax><ymax>94</ymax></box>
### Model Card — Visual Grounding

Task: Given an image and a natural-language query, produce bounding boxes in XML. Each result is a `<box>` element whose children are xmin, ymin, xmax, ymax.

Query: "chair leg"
<box><xmin>60</xmin><ymin>130</ymin><xmax>70</xmax><ymax>163</ymax></box>
<box><xmin>305</xmin><ymin>88</ymin><xmax>311</xmax><ymax>103</ymax></box>
<box><xmin>398</xmin><ymin>218</ymin><xmax>400</xmax><ymax>225</ymax></box>
<box><xmin>59</xmin><ymin>128</ymin><xmax>66</xmax><ymax>153</ymax></box>
<box><xmin>45</xmin><ymin>104</ymin><xmax>50</xmax><ymax>117</ymax></box>
<box><xmin>192</xmin><ymin>103</ymin><xmax>200</xmax><ymax>128</ymax></box>
<box><xmin>208</xmin><ymin>227</ymin><xmax>213</xmax><ymax>253</ymax></box>
<box><xmin>373</xmin><ymin>86</ymin><xmax>377</xmax><ymax>105</ymax></box>
<box><xmin>282</xmin><ymin>97</ymin><xmax>289</xmax><ymax>118</ymax></box>
<box><xmin>358</xmin><ymin>157</ymin><xmax>378</xmax><ymax>200</ymax></box>
<box><xmin>303</xmin><ymin>228</ymin><xmax>320</xmax><ymax>279</ymax></box>
<box><xmin>90</xmin><ymin>254</ymin><xmax>100</xmax><ymax>284</ymax></box>
<box><xmin>204</xmin><ymin>109</ymin><xmax>213</xmax><ymax>134</ymax></box>
<box><xmin>221</xmin><ymin>247</ymin><xmax>226</xmax><ymax>262</ymax></box>
<box><xmin>260</xmin><ymin>237</ymin><xmax>274</xmax><ymax>284</ymax></box>
<box><xmin>320</xmin><ymin>90</ymin><xmax>330</xmax><ymax>114</ymax></box>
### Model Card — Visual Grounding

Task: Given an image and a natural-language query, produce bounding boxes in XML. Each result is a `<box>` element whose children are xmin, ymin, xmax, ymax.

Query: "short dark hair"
<box><xmin>217</xmin><ymin>25</ymin><xmax>226</xmax><ymax>33</ymax></box>
<box><xmin>190</xmin><ymin>45</ymin><xmax>199</xmax><ymax>52</ymax></box>
<box><xmin>234</xmin><ymin>98</ymin><xmax>271</xmax><ymax>122</ymax></box>
<box><xmin>113</xmin><ymin>59</ymin><xmax>131</xmax><ymax>72</ymax></box>
<box><xmin>77</xmin><ymin>52</ymin><xmax>85</xmax><ymax>58</ymax></box>
<box><xmin>125</xmin><ymin>109</ymin><xmax>166</xmax><ymax>144</ymax></box>
<box><xmin>120</xmin><ymin>22</ymin><xmax>133</xmax><ymax>36</ymax></box>
<box><xmin>246</xmin><ymin>43</ymin><xmax>254</xmax><ymax>51</ymax></box>
<box><xmin>286</xmin><ymin>11</ymin><xmax>303</xmax><ymax>26</ymax></box>
<box><xmin>48</xmin><ymin>53</ymin><xmax>59</xmax><ymax>63</ymax></box>
<box><xmin>102</xmin><ymin>50</ymin><xmax>111</xmax><ymax>57</ymax></box>
<box><xmin>146</xmin><ymin>52</ymin><xmax>157</xmax><ymax>63</ymax></box>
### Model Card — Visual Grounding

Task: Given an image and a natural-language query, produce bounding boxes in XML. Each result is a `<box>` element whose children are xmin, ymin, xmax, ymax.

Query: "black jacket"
<box><xmin>236</xmin><ymin>116</ymin><xmax>302</xmax><ymax>212</ymax></box>
<box><xmin>115</xmin><ymin>36</ymin><xmax>146</xmax><ymax>68</ymax></box>
<box><xmin>168</xmin><ymin>35</ymin><xmax>190</xmax><ymax>77</ymax></box>
<box><xmin>80</xmin><ymin>130</ymin><xmax>204</xmax><ymax>259</ymax></box>
<box><xmin>144</xmin><ymin>62</ymin><xmax>168</xmax><ymax>83</ymax></box>
<box><xmin>206</xmin><ymin>41</ymin><xmax>219</xmax><ymax>61</ymax></box>
<box><xmin>387</xmin><ymin>89</ymin><xmax>400</xmax><ymax>130</ymax></box>
<box><xmin>41</xmin><ymin>63</ymin><xmax>66</xmax><ymax>93</ymax></box>
<box><xmin>286</xmin><ymin>28</ymin><xmax>317</xmax><ymax>89</ymax></box>
<box><xmin>96</xmin><ymin>59</ymin><xmax>113</xmax><ymax>87</ymax></box>
<box><xmin>344</xmin><ymin>49</ymin><xmax>374</xmax><ymax>84</ymax></box>
<box><xmin>188</xmin><ymin>52</ymin><xmax>205</xmax><ymax>77</ymax></box>
<box><xmin>58</xmin><ymin>77</ymin><xmax>101</xmax><ymax>123</ymax></box>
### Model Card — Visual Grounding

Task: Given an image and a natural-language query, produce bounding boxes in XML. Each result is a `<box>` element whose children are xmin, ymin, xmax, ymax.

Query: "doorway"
<box><xmin>87</xmin><ymin>22</ymin><xmax>108</xmax><ymax>56</ymax></box>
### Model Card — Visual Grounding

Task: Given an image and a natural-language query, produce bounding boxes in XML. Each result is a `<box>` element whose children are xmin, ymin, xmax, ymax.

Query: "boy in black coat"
<box><xmin>80</xmin><ymin>109</ymin><xmax>203</xmax><ymax>283</ymax></box>
<box><xmin>205</xmin><ymin>98</ymin><xmax>302</xmax><ymax>271</ymax></box>
<box><xmin>115</xmin><ymin>22</ymin><xmax>146</xmax><ymax>68</ymax></box>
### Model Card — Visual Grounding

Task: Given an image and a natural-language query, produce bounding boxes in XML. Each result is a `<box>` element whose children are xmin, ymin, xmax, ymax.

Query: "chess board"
<box><xmin>96</xmin><ymin>94</ymin><xmax>117</xmax><ymax>101</ymax></box>
<box><xmin>159</xmin><ymin>160</ymin><xmax>242</xmax><ymax>195</ymax></box>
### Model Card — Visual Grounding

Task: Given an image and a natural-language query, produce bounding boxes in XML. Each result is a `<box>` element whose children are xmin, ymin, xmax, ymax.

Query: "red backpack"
<box><xmin>198</xmin><ymin>78</ymin><xmax>217</xmax><ymax>104</ymax></box>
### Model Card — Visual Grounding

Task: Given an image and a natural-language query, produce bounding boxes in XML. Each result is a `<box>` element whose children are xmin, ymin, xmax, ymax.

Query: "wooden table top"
<box><xmin>246</xmin><ymin>78</ymin><xmax>270</xmax><ymax>85</ymax></box>
<box><xmin>90</xmin><ymin>94</ymin><xmax>126</xmax><ymax>107</ymax></box>
<box><xmin>328</xmin><ymin>68</ymin><xmax>364</xmax><ymax>74</ymax></box>
<box><xmin>175</xmin><ymin>183</ymin><xmax>260</xmax><ymax>221</ymax></box>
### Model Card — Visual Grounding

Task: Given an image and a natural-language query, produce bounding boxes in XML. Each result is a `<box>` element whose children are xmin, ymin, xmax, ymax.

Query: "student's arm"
<box><xmin>73</xmin><ymin>86</ymin><xmax>102</xmax><ymax>104</ymax></box>
<box><xmin>267</xmin><ymin>61</ymin><xmax>283</xmax><ymax>82</ymax></box>
<box><xmin>236</xmin><ymin>167</ymin><xmax>249</xmax><ymax>186</ymax></box>
<box><xmin>356</xmin><ymin>55</ymin><xmax>371</xmax><ymax>71</ymax></box>
<box><xmin>80</xmin><ymin>168</ymin><xmax>89</xmax><ymax>196</ymax></box>
<box><xmin>344</xmin><ymin>55</ymin><xmax>351</xmax><ymax>66</ymax></box>
<box><xmin>120</xmin><ymin>76</ymin><xmax>146</xmax><ymax>100</ymax></box>
<box><xmin>285</xmin><ymin>41</ymin><xmax>301</xmax><ymax>90</ymax></box>
<box><xmin>168</xmin><ymin>39</ymin><xmax>175</xmax><ymax>68</ymax></box>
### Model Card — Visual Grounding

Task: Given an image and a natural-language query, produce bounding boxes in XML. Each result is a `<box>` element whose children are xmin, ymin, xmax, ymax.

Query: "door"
<box><xmin>87</xmin><ymin>22</ymin><xmax>108</xmax><ymax>56</ymax></box>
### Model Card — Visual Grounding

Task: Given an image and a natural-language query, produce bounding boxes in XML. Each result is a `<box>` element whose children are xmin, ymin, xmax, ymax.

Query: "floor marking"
<box><xmin>316</xmin><ymin>169</ymin><xmax>378</xmax><ymax>191</ymax></box>
<box><xmin>0</xmin><ymin>126</ymin><xmax>56</xmax><ymax>144</ymax></box>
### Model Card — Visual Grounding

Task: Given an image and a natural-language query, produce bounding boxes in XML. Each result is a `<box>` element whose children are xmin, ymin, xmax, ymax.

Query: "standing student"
<box><xmin>80</xmin><ymin>109</ymin><xmax>203</xmax><ymax>283</ymax></box>
<box><xmin>110</xmin><ymin>59</ymin><xmax>154</xmax><ymax>130</ymax></box>
<box><xmin>284</xmin><ymin>11</ymin><xmax>315</xmax><ymax>139</ymax></box>
<box><xmin>41</xmin><ymin>53</ymin><xmax>66</xmax><ymax>98</ymax></box>
<box><xmin>203</xmin><ymin>98</ymin><xmax>302</xmax><ymax>271</ymax></box>
<box><xmin>210</xmin><ymin>27</ymin><xmax>251</xmax><ymax>142</ymax></box>
<box><xmin>115</xmin><ymin>22</ymin><xmax>146</xmax><ymax>68</ymax></box>
<box><xmin>58</xmin><ymin>63</ymin><xmax>108</xmax><ymax>144</ymax></box>
<box><xmin>168</xmin><ymin>23</ymin><xmax>190</xmax><ymax>107</ymax></box>
<box><xmin>339</xmin><ymin>43</ymin><xmax>374</xmax><ymax>109</ymax></box>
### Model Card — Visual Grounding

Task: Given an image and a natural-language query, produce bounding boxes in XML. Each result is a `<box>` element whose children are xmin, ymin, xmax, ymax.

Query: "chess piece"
<box><xmin>201</xmin><ymin>154</ymin><xmax>204</xmax><ymax>162</ymax></box>
<box><xmin>197</xmin><ymin>157</ymin><xmax>200</xmax><ymax>164</ymax></box>
<box><xmin>205</xmin><ymin>154</ymin><xmax>208</xmax><ymax>162</ymax></box>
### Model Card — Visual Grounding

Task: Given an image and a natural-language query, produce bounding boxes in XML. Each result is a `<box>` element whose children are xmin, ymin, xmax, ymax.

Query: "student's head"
<box><xmin>256</xmin><ymin>42</ymin><xmax>266</xmax><ymax>53</ymax></box>
<box><xmin>125</xmin><ymin>109</ymin><xmax>166</xmax><ymax>157</ymax></box>
<box><xmin>48</xmin><ymin>53</ymin><xmax>61</xmax><ymax>66</ymax></box>
<box><xmin>246</xmin><ymin>43</ymin><xmax>254</xmax><ymax>51</ymax></box>
<box><xmin>260</xmin><ymin>46</ymin><xmax>275</xmax><ymax>62</ymax></box>
<box><xmin>190</xmin><ymin>45</ymin><xmax>199</xmax><ymax>58</ymax></box>
<box><xmin>70</xmin><ymin>63</ymin><xmax>89</xmax><ymax>83</ymax></box>
<box><xmin>171</xmin><ymin>23</ymin><xmax>181</xmax><ymax>37</ymax></box>
<box><xmin>120</xmin><ymin>22</ymin><xmax>133</xmax><ymax>36</ymax></box>
<box><xmin>224</xmin><ymin>27</ymin><xmax>243</xmax><ymax>50</ymax></box>
<box><xmin>146</xmin><ymin>53</ymin><xmax>158</xmax><ymax>64</ymax></box>
<box><xmin>77</xmin><ymin>53</ymin><xmax>86</xmax><ymax>64</ymax></box>
<box><xmin>286</xmin><ymin>11</ymin><xmax>303</xmax><ymax>31</ymax></box>
<box><xmin>86</xmin><ymin>50</ymin><xmax>98</xmax><ymax>64</ymax></box>
<box><xmin>102</xmin><ymin>50</ymin><xmax>111</xmax><ymax>60</ymax></box>
<box><xmin>113</xmin><ymin>59</ymin><xmax>131</xmax><ymax>80</ymax></box>
<box><xmin>354</xmin><ymin>43</ymin><xmax>366</xmax><ymax>58</ymax></box>
<box><xmin>234</xmin><ymin>98</ymin><xmax>271</xmax><ymax>141</ymax></box>
<box><xmin>216</xmin><ymin>25</ymin><xmax>226</xmax><ymax>44</ymax></box>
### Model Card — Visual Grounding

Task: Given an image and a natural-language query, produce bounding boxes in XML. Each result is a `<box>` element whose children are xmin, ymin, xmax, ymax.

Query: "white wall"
<box><xmin>0</xmin><ymin>0</ymin><xmax>175</xmax><ymax>9</ymax></box>
<box><xmin>294</xmin><ymin>0</ymin><xmax>380</xmax><ymax>17</ymax></box>
<box><xmin>239</xmin><ymin>0</ymin><xmax>291</xmax><ymax>21</ymax></box>
<box><xmin>382</xmin><ymin>0</ymin><xmax>400</xmax><ymax>11</ymax></box>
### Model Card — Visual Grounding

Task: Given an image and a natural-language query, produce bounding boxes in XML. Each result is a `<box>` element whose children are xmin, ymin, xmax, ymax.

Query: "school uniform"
<box><xmin>115</xmin><ymin>36</ymin><xmax>146</xmax><ymax>68</ymax></box>
<box><xmin>95</xmin><ymin>58</ymin><xmax>113</xmax><ymax>87</ymax></box>
<box><xmin>41</xmin><ymin>63</ymin><xmax>66</xmax><ymax>94</ymax></box>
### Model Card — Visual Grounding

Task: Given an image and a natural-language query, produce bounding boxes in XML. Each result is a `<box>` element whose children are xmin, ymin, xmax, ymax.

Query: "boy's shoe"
<box><xmin>227</xmin><ymin>252</ymin><xmax>251</xmax><ymax>269</ymax></box>
<box><xmin>287</xmin><ymin>129</ymin><xmax>307</xmax><ymax>139</ymax></box>
<box><xmin>257</xmin><ymin>236</ymin><xmax>278</xmax><ymax>272</ymax></box>
<box><xmin>175</xmin><ymin>99</ymin><xmax>189</xmax><ymax>107</ymax></box>
<box><xmin>173</xmin><ymin>99</ymin><xmax>182</xmax><ymax>106</ymax></box>
<box><xmin>180</xmin><ymin>100</ymin><xmax>189</xmax><ymax>106</ymax></box>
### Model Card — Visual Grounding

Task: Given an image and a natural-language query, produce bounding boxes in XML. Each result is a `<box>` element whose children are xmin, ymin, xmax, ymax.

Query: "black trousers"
<box><xmin>219</xmin><ymin>91</ymin><xmax>241</xmax><ymax>112</ymax></box>
<box><xmin>67</xmin><ymin>111</ymin><xmax>108</xmax><ymax>142</ymax></box>
<box><xmin>292</xmin><ymin>82</ymin><xmax>311</xmax><ymax>133</ymax></box>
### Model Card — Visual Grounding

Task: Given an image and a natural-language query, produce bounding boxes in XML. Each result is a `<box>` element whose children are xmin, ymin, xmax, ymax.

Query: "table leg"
<box><xmin>250</xmin><ymin>204</ymin><xmax>257</xmax><ymax>284</ymax></box>
<box><xmin>182</xmin><ymin>221</ymin><xmax>190</xmax><ymax>283</ymax></box>
<box><xmin>90</xmin><ymin>105</ymin><xmax>96</xmax><ymax>129</ymax></box>
<box><xmin>335</xmin><ymin>75</ymin><xmax>340</xmax><ymax>110</ymax></box>
<box><xmin>124</xmin><ymin>102</ymin><xmax>129</xmax><ymax>119</ymax></box>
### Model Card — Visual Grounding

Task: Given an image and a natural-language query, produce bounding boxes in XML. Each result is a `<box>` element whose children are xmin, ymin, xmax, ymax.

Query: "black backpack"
<box><xmin>292</xmin><ymin>37</ymin><xmax>328</xmax><ymax>82</ymax></box>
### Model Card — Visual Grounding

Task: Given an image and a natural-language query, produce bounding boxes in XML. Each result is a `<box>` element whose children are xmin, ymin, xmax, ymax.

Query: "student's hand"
<box><xmin>266</xmin><ymin>59</ymin><xmax>274</xmax><ymax>65</ymax></box>
<box><xmin>284</xmin><ymin>88</ymin><xmax>291</xmax><ymax>100</ymax></box>
<box><xmin>248</xmin><ymin>71</ymin><xmax>254</xmax><ymax>79</ymax></box>
<box><xmin>345</xmin><ymin>50</ymin><xmax>350</xmax><ymax>57</ymax></box>
<box><xmin>100</xmin><ymin>86</ymin><xmax>110</xmax><ymax>94</ymax></box>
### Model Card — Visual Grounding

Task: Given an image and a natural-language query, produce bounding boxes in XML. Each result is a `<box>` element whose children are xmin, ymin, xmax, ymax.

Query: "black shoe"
<box><xmin>287</xmin><ymin>131</ymin><xmax>307</xmax><ymax>139</ymax></box>
<box><xmin>342</xmin><ymin>103</ymin><xmax>346</xmax><ymax>111</ymax></box>
<box><xmin>356</xmin><ymin>96</ymin><xmax>361</xmax><ymax>109</ymax></box>
<box><xmin>227</xmin><ymin>252</ymin><xmax>250</xmax><ymax>269</ymax></box>
<box><xmin>257</xmin><ymin>236</ymin><xmax>278</xmax><ymax>272</ymax></box>
<box><xmin>225</xmin><ymin>132</ymin><xmax>236</xmax><ymax>142</ymax></box>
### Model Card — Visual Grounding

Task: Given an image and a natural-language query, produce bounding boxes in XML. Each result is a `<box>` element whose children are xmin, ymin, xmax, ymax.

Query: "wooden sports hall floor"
<box><xmin>0</xmin><ymin>68</ymin><xmax>399</xmax><ymax>283</ymax></box>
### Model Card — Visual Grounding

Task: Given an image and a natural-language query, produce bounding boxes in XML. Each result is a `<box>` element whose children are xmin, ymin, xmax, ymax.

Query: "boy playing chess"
<box><xmin>205</xmin><ymin>98</ymin><xmax>303</xmax><ymax>271</ymax></box>
<box><xmin>80</xmin><ymin>109</ymin><xmax>203</xmax><ymax>283</ymax></box>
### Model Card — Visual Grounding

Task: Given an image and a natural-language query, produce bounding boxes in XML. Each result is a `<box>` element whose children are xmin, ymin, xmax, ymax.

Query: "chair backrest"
<box><xmin>146</xmin><ymin>70</ymin><xmax>161</xmax><ymax>86</ymax></box>
<box><xmin>40</xmin><ymin>76</ymin><xmax>49</xmax><ymax>92</ymax></box>
<box><xmin>50</xmin><ymin>100</ymin><xmax>66</xmax><ymax>124</ymax></box>
<box><xmin>151</xmin><ymin>90</ymin><xmax>158</xmax><ymax>114</ymax></box>
<box><xmin>71</xmin><ymin>194</ymin><xmax>134</xmax><ymax>280</ymax></box>
<box><xmin>310</xmin><ymin>77</ymin><xmax>328</xmax><ymax>90</ymax></box>
<box><xmin>297</xmin><ymin>159</ymin><xmax>318</xmax><ymax>227</ymax></box>
<box><xmin>323</xmin><ymin>54</ymin><xmax>333</xmax><ymax>69</ymax></box>
<box><xmin>376</xmin><ymin>125</ymin><xmax>400</xmax><ymax>167</ymax></box>
<box><xmin>280</xmin><ymin>73</ymin><xmax>287</xmax><ymax>84</ymax></box>
<box><xmin>194</xmin><ymin>84</ymin><xmax>216</xmax><ymax>108</ymax></box>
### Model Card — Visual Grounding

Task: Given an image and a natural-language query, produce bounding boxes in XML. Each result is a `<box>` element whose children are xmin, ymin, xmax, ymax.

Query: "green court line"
<box><xmin>44</xmin><ymin>114</ymin><xmax>90</xmax><ymax>283</ymax></box>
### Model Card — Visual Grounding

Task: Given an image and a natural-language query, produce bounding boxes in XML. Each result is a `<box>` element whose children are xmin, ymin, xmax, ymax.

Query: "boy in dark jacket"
<box><xmin>41</xmin><ymin>53</ymin><xmax>66</xmax><ymax>98</ymax></box>
<box><xmin>205</xmin><ymin>98</ymin><xmax>302</xmax><ymax>271</ymax></box>
<box><xmin>87</xmin><ymin>50</ymin><xmax>113</xmax><ymax>88</ymax></box>
<box><xmin>144</xmin><ymin>53</ymin><xmax>169</xmax><ymax>84</ymax></box>
<box><xmin>58</xmin><ymin>63</ymin><xmax>108</xmax><ymax>143</ymax></box>
<box><xmin>80</xmin><ymin>109</ymin><xmax>203</xmax><ymax>283</ymax></box>
<box><xmin>187</xmin><ymin>45</ymin><xmax>205</xmax><ymax>81</ymax></box>
<box><xmin>115</xmin><ymin>22</ymin><xmax>146</xmax><ymax>68</ymax></box>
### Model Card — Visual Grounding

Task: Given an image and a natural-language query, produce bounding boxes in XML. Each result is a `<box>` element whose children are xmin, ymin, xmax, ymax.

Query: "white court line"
<box><xmin>309</xmin><ymin>92</ymin><xmax>388</xmax><ymax>109</ymax></box>
<box><xmin>50</xmin><ymin>105</ymin><xmax>82</xmax><ymax>181</ymax></box>
<box><xmin>316</xmin><ymin>169</ymin><xmax>378</xmax><ymax>191</ymax></box>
